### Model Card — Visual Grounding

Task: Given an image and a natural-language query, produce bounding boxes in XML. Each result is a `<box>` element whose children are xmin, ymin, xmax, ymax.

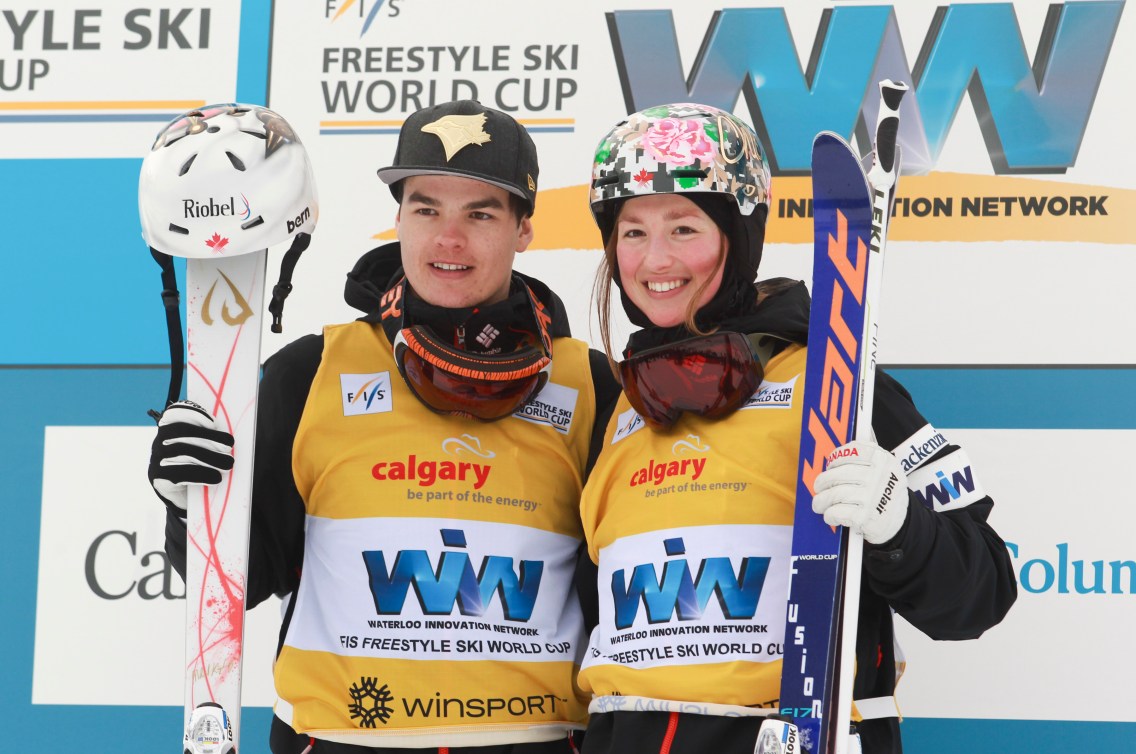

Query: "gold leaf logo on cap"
<box><xmin>421</xmin><ymin>113</ymin><xmax>491</xmax><ymax>161</ymax></box>
<box><xmin>527</xmin><ymin>174</ymin><xmax>536</xmax><ymax>191</ymax></box>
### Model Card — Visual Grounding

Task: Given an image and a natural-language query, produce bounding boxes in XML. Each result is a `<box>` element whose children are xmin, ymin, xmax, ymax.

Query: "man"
<box><xmin>150</xmin><ymin>100</ymin><xmax>617</xmax><ymax>753</ymax></box>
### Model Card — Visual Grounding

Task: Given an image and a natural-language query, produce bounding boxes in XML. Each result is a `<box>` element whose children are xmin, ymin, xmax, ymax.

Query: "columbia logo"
<box><xmin>475</xmin><ymin>325</ymin><xmax>500</xmax><ymax>347</ymax></box>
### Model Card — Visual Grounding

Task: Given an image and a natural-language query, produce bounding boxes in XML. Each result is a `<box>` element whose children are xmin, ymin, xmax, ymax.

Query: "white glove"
<box><xmin>812</xmin><ymin>440</ymin><xmax>908</xmax><ymax>545</ymax></box>
<box><xmin>147</xmin><ymin>400</ymin><xmax>234</xmax><ymax>512</ymax></box>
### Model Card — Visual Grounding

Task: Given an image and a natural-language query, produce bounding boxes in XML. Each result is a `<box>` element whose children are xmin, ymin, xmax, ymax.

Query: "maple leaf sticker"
<box><xmin>633</xmin><ymin>168</ymin><xmax>653</xmax><ymax>185</ymax></box>
<box><xmin>205</xmin><ymin>233</ymin><xmax>229</xmax><ymax>252</ymax></box>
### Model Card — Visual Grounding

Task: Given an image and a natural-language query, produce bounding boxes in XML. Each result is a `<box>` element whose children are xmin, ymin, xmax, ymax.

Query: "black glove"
<box><xmin>147</xmin><ymin>400</ymin><xmax>235</xmax><ymax>514</ymax></box>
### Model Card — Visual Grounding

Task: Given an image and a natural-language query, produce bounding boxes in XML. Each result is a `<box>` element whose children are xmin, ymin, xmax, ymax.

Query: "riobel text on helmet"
<box><xmin>183</xmin><ymin>197</ymin><xmax>237</xmax><ymax>218</ymax></box>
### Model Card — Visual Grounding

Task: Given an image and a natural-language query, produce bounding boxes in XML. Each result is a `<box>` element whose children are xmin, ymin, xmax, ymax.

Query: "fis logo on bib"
<box><xmin>612</xmin><ymin>407</ymin><xmax>647</xmax><ymax>445</ymax></box>
<box><xmin>342</xmin><ymin>372</ymin><xmax>393</xmax><ymax>416</ymax></box>
<box><xmin>742</xmin><ymin>376</ymin><xmax>797</xmax><ymax>410</ymax></box>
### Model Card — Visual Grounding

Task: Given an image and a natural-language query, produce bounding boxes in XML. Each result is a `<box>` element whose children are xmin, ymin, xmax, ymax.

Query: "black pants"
<box><xmin>270</xmin><ymin>714</ymin><xmax>583</xmax><ymax>753</ymax></box>
<box><xmin>581</xmin><ymin>712</ymin><xmax>763</xmax><ymax>754</ymax></box>
<box><xmin>582</xmin><ymin>711</ymin><xmax>901</xmax><ymax>754</ymax></box>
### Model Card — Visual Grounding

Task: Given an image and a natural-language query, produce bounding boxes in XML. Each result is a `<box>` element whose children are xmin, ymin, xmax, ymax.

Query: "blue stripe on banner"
<box><xmin>903</xmin><ymin>718</ymin><xmax>1136</xmax><ymax>753</ymax></box>
<box><xmin>238</xmin><ymin>0</ymin><xmax>273</xmax><ymax>105</ymax></box>
<box><xmin>0</xmin><ymin>159</ymin><xmax>178</xmax><ymax>365</ymax></box>
<box><xmin>885</xmin><ymin>366</ymin><xmax>1136</xmax><ymax>429</ymax></box>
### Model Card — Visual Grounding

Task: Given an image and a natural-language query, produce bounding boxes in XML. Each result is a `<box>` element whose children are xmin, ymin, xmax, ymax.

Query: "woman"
<box><xmin>577</xmin><ymin>103</ymin><xmax>1017</xmax><ymax>754</ymax></box>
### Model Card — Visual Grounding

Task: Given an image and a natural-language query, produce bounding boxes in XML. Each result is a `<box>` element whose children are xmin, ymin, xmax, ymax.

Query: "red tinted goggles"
<box><xmin>388</xmin><ymin>278</ymin><xmax>554</xmax><ymax>421</ymax></box>
<box><xmin>619</xmin><ymin>332</ymin><xmax>780</xmax><ymax>430</ymax></box>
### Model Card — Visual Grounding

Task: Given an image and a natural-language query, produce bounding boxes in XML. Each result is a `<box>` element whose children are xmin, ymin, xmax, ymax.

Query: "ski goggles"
<box><xmin>390</xmin><ymin>279</ymin><xmax>554</xmax><ymax>421</ymax></box>
<box><xmin>619</xmin><ymin>332</ymin><xmax>780</xmax><ymax>430</ymax></box>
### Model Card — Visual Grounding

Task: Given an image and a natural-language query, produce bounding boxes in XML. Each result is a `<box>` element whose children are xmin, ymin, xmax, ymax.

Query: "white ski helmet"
<box><xmin>139</xmin><ymin>103</ymin><xmax>317</xmax><ymax>258</ymax></box>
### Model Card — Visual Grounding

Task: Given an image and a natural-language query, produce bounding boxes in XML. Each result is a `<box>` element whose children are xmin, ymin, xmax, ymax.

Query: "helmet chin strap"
<box><xmin>148</xmin><ymin>248</ymin><xmax>184</xmax><ymax>421</ymax></box>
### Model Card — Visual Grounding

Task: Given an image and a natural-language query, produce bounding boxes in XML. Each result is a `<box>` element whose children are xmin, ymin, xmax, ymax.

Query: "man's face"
<box><xmin>396</xmin><ymin>175</ymin><xmax>533</xmax><ymax>309</ymax></box>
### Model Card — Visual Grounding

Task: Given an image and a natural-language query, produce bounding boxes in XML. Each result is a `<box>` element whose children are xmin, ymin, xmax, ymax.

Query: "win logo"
<box><xmin>913</xmin><ymin>466</ymin><xmax>979</xmax><ymax>509</ymax></box>
<box><xmin>361</xmin><ymin>529</ymin><xmax>543</xmax><ymax>621</ymax></box>
<box><xmin>611</xmin><ymin>538</ymin><xmax>770</xmax><ymax>630</ymax></box>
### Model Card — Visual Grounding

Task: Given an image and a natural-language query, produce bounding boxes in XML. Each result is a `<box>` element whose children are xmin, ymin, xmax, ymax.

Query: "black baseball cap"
<box><xmin>378</xmin><ymin>100</ymin><xmax>539</xmax><ymax>216</ymax></box>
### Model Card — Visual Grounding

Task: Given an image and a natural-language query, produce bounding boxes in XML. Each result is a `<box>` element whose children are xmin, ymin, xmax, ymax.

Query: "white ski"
<box><xmin>181</xmin><ymin>251</ymin><xmax>266</xmax><ymax>754</ymax></box>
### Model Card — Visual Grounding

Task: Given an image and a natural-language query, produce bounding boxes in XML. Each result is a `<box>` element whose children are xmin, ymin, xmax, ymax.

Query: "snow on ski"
<box><xmin>779</xmin><ymin>81</ymin><xmax>907</xmax><ymax>754</ymax></box>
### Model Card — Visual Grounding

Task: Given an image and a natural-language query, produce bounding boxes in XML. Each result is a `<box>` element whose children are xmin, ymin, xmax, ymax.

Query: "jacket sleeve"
<box><xmin>163</xmin><ymin>334</ymin><xmax>323</xmax><ymax>611</ymax></box>
<box><xmin>863</xmin><ymin>369</ymin><xmax>1018</xmax><ymax>640</ymax></box>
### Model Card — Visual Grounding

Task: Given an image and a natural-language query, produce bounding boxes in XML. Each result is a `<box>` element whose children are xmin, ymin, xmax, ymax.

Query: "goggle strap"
<box><xmin>401</xmin><ymin>327</ymin><xmax>551</xmax><ymax>381</ymax></box>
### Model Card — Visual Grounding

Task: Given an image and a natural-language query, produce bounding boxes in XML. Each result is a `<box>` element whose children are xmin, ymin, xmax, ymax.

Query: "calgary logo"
<box><xmin>672</xmin><ymin>434</ymin><xmax>709</xmax><ymax>455</ymax></box>
<box><xmin>441</xmin><ymin>434</ymin><xmax>496</xmax><ymax>459</ymax></box>
<box><xmin>630</xmin><ymin>434</ymin><xmax>709</xmax><ymax>487</ymax></box>
<box><xmin>372</xmin><ymin>436</ymin><xmax>494</xmax><ymax>489</ymax></box>
<box><xmin>348</xmin><ymin>677</ymin><xmax>395</xmax><ymax>727</ymax></box>
<box><xmin>200</xmin><ymin>271</ymin><xmax>253</xmax><ymax>326</ymax></box>
<box><xmin>326</xmin><ymin>0</ymin><xmax>397</xmax><ymax>36</ymax></box>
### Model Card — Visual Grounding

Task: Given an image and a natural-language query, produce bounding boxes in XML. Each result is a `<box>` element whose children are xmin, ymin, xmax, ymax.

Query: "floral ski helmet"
<box><xmin>589</xmin><ymin>103</ymin><xmax>770</xmax><ymax>238</ymax></box>
<box><xmin>590</xmin><ymin>103</ymin><xmax>772</xmax><ymax>308</ymax></box>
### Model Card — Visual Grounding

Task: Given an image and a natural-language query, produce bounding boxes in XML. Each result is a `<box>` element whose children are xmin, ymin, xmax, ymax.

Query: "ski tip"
<box><xmin>878</xmin><ymin>80</ymin><xmax>909</xmax><ymax>113</ymax></box>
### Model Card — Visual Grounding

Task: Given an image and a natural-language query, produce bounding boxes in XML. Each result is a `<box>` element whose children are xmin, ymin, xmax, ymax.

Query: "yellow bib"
<box><xmin>579</xmin><ymin>344</ymin><xmax>806</xmax><ymax>708</ymax></box>
<box><xmin>275</xmin><ymin>321</ymin><xmax>595</xmax><ymax>747</ymax></box>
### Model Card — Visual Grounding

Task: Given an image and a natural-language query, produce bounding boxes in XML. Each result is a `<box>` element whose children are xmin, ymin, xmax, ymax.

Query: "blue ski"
<box><xmin>779</xmin><ymin>81</ymin><xmax>907</xmax><ymax>754</ymax></box>
<box><xmin>780</xmin><ymin>129</ymin><xmax>873</xmax><ymax>754</ymax></box>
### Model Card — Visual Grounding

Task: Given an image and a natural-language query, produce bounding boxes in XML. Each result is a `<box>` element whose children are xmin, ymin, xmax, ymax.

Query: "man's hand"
<box><xmin>147</xmin><ymin>400</ymin><xmax>235</xmax><ymax>512</ymax></box>
<box><xmin>812</xmin><ymin>441</ymin><xmax>908</xmax><ymax>545</ymax></box>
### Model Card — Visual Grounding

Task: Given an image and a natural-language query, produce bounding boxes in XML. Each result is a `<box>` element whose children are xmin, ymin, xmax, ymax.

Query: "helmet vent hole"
<box><xmin>207</xmin><ymin>126</ymin><xmax>221</xmax><ymax>134</ymax></box>
<box><xmin>226</xmin><ymin>151</ymin><xmax>247</xmax><ymax>171</ymax></box>
<box><xmin>241</xmin><ymin>216</ymin><xmax>264</xmax><ymax>230</ymax></box>
<box><xmin>168</xmin><ymin>223</ymin><xmax>190</xmax><ymax>235</ymax></box>
<box><xmin>672</xmin><ymin>168</ymin><xmax>707</xmax><ymax>178</ymax></box>
<box><xmin>178</xmin><ymin>154</ymin><xmax>197</xmax><ymax>176</ymax></box>
<box><xmin>594</xmin><ymin>174</ymin><xmax>620</xmax><ymax>187</ymax></box>
<box><xmin>241</xmin><ymin>129</ymin><xmax>267</xmax><ymax>140</ymax></box>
